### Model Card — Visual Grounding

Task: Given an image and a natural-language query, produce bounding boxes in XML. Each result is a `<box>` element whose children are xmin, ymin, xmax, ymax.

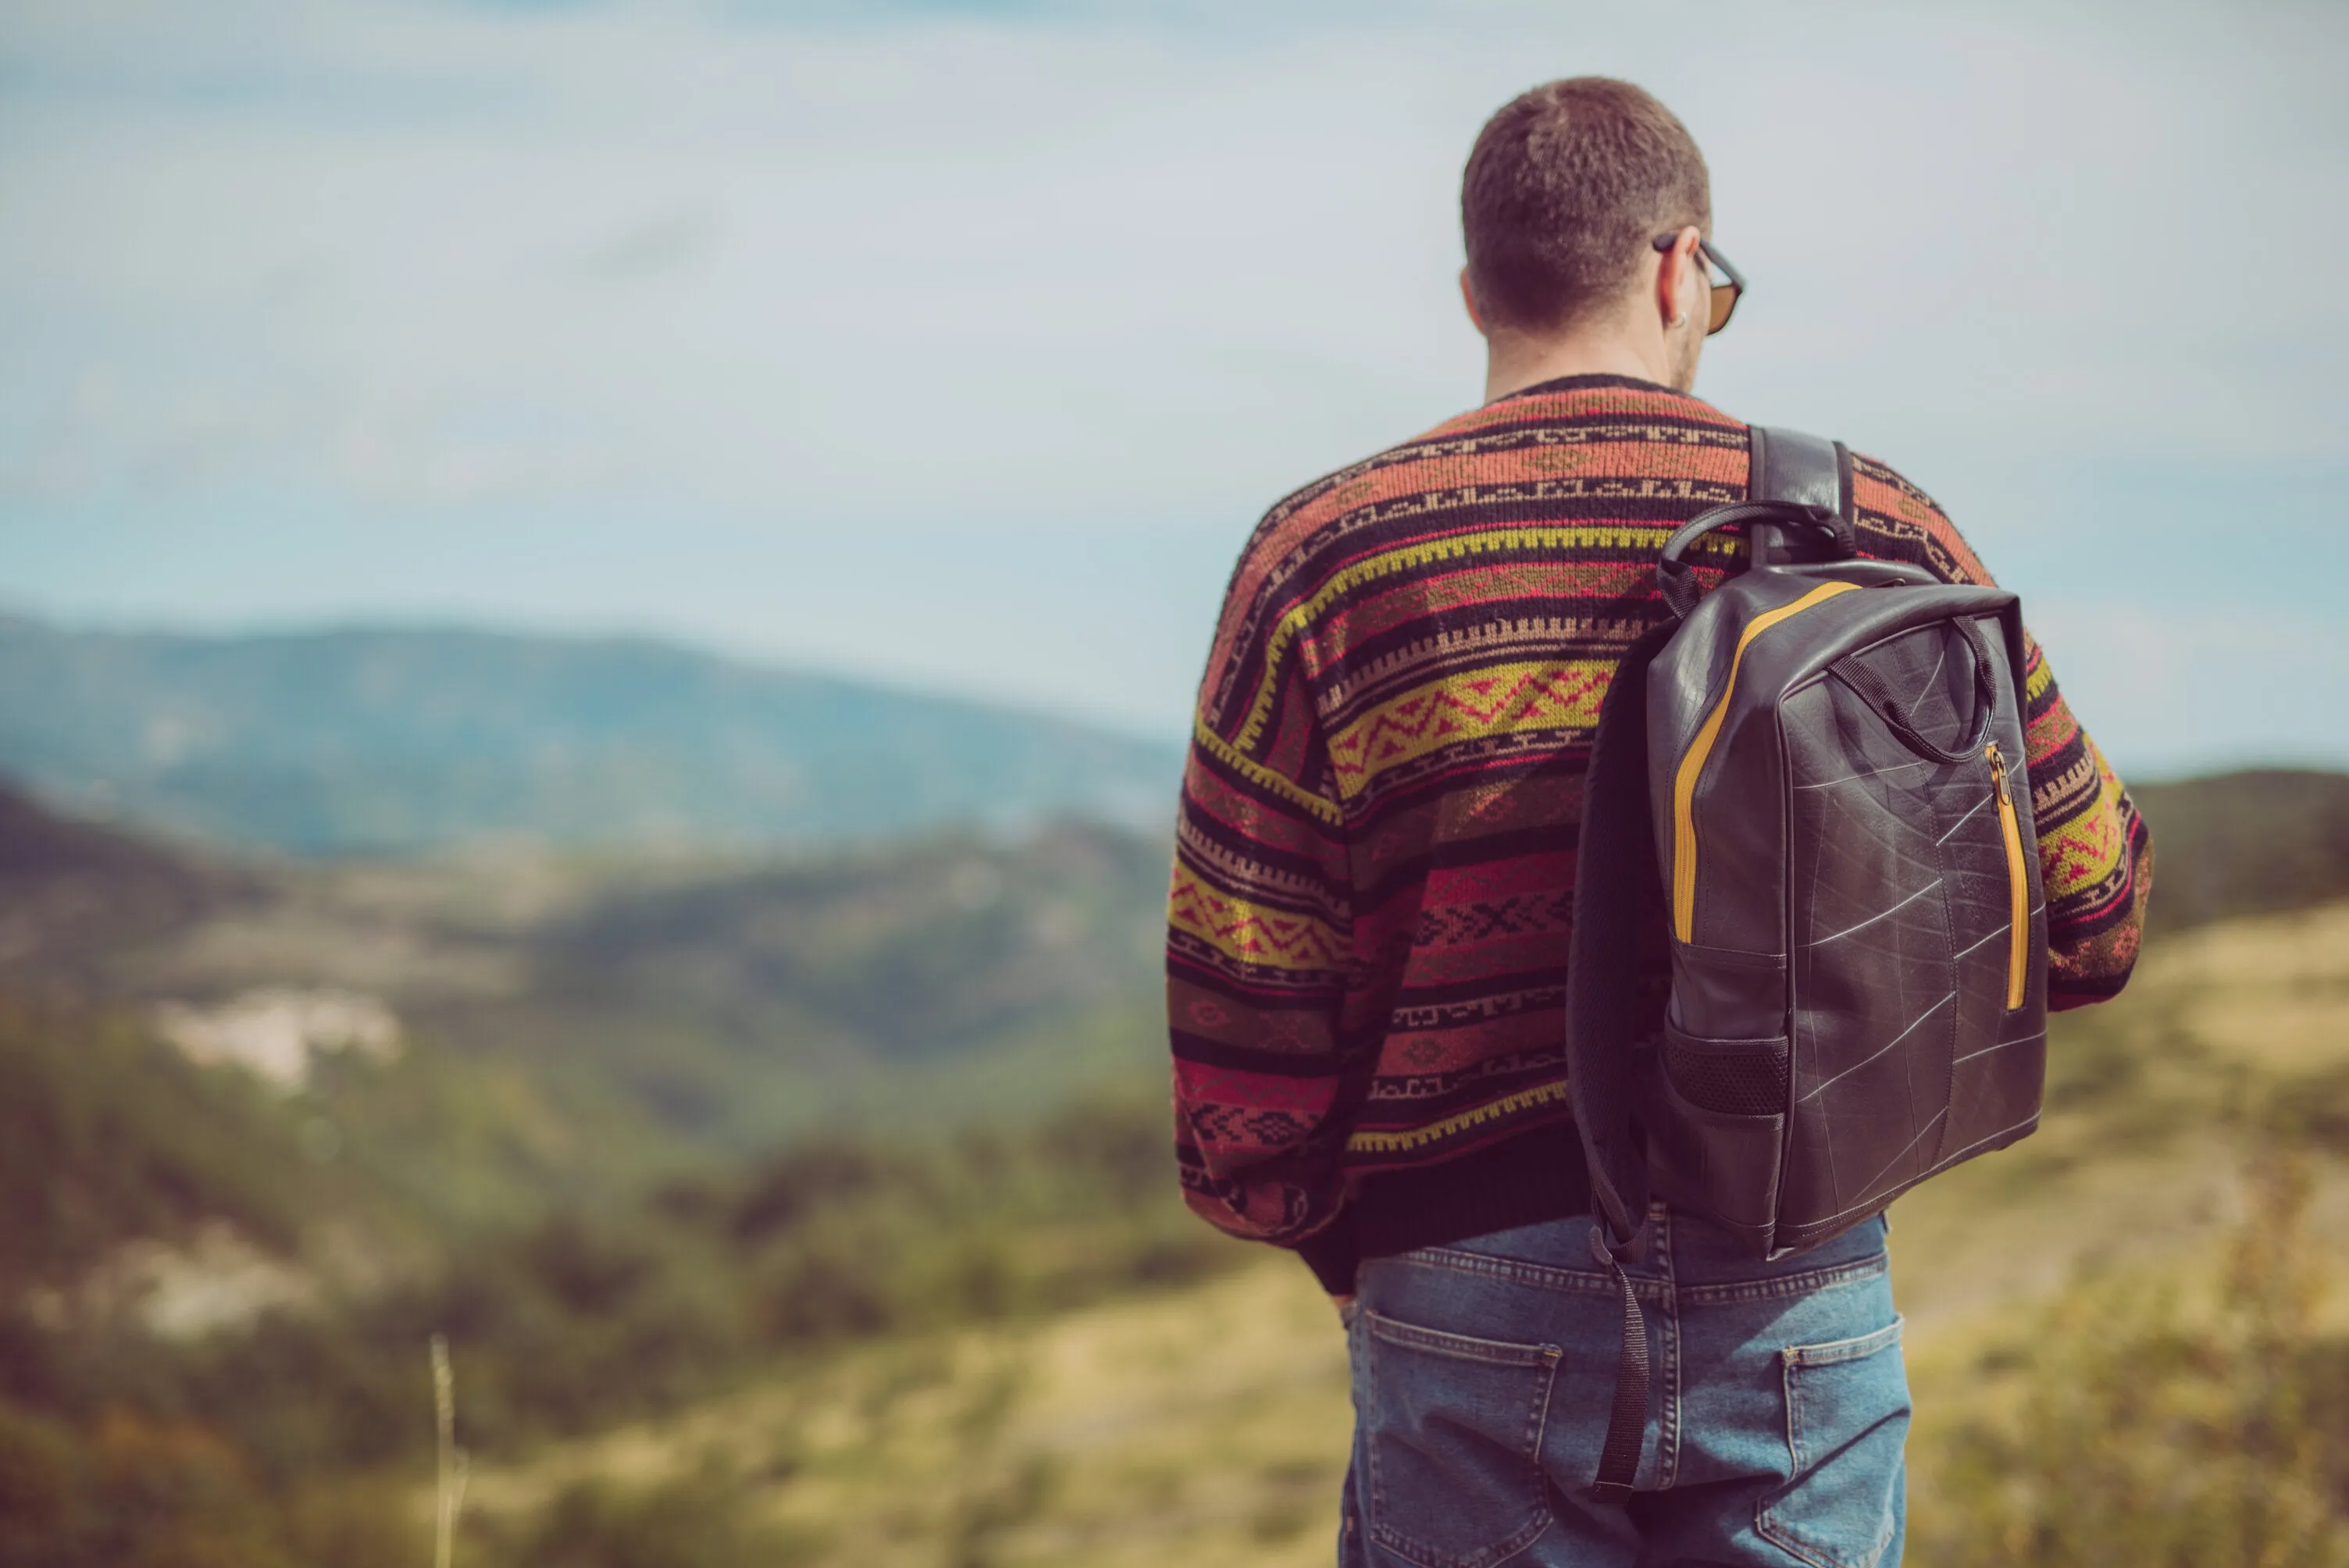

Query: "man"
<box><xmin>1164</xmin><ymin>77</ymin><xmax>2151</xmax><ymax>1566</ymax></box>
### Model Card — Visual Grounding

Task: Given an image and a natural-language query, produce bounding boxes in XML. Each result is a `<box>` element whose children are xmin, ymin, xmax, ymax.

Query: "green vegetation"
<box><xmin>0</xmin><ymin>997</ymin><xmax>336</xmax><ymax>1285</ymax></box>
<box><xmin>0</xmin><ymin>779</ymin><xmax>1169</xmax><ymax>1224</ymax></box>
<box><xmin>2132</xmin><ymin>768</ymin><xmax>2349</xmax><ymax>935</ymax></box>
<box><xmin>0</xmin><ymin>1082</ymin><xmax>1244</xmax><ymax>1566</ymax></box>
<box><xmin>4</xmin><ymin>768</ymin><xmax>2349</xmax><ymax>1563</ymax></box>
<box><xmin>1909</xmin><ymin>1149</ymin><xmax>2349</xmax><ymax>1567</ymax></box>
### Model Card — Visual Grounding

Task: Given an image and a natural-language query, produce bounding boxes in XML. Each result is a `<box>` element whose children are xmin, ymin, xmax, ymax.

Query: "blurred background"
<box><xmin>2</xmin><ymin>2</ymin><xmax>2346</xmax><ymax>1564</ymax></box>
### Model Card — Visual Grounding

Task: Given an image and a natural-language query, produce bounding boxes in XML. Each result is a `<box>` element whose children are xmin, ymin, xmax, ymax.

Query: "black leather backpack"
<box><xmin>1565</xmin><ymin>426</ymin><xmax>2049</xmax><ymax>1502</ymax></box>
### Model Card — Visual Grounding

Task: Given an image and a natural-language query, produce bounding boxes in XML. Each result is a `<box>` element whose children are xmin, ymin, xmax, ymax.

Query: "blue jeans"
<box><xmin>1339</xmin><ymin>1206</ymin><xmax>1907</xmax><ymax>1568</ymax></box>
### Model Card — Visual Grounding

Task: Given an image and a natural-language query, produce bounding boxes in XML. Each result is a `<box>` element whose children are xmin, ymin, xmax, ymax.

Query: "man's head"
<box><xmin>1460</xmin><ymin>78</ymin><xmax>1718</xmax><ymax>394</ymax></box>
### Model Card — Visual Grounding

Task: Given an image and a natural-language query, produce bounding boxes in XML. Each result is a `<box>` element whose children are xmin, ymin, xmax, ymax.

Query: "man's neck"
<box><xmin>1481</xmin><ymin>322</ymin><xmax>1677</xmax><ymax>404</ymax></box>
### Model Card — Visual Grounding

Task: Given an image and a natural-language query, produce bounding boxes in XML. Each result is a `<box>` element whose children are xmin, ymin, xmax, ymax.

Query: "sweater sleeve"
<box><xmin>1166</xmin><ymin>543</ymin><xmax>1359</xmax><ymax>1280</ymax></box>
<box><xmin>1850</xmin><ymin>455</ymin><xmax>2153</xmax><ymax>1008</ymax></box>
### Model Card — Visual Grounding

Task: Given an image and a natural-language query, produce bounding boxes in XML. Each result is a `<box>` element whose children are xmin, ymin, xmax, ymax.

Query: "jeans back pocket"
<box><xmin>1758</xmin><ymin>1315</ymin><xmax>1910</xmax><ymax>1568</ymax></box>
<box><xmin>1361</xmin><ymin>1310</ymin><xmax>1560</xmax><ymax>1568</ymax></box>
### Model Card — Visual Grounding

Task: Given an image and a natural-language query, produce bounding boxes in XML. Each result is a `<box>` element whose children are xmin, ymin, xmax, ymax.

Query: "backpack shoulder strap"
<box><xmin>1567</xmin><ymin>618</ymin><xmax>1672</xmax><ymax>1252</ymax></box>
<box><xmin>1745</xmin><ymin>426</ymin><xmax>1855</xmax><ymax>568</ymax></box>
<box><xmin>1746</xmin><ymin>423</ymin><xmax>1853</xmax><ymax>517</ymax></box>
<box><xmin>1567</xmin><ymin>615</ymin><xmax>1673</xmax><ymax>1506</ymax></box>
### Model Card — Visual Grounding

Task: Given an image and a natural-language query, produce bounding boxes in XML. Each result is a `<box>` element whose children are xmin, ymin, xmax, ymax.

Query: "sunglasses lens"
<box><xmin>1708</xmin><ymin>283</ymin><xmax>1737</xmax><ymax>335</ymax></box>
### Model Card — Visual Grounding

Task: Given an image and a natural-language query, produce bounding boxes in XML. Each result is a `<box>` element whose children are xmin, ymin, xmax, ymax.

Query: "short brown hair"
<box><xmin>1461</xmin><ymin>77</ymin><xmax>1710</xmax><ymax>333</ymax></box>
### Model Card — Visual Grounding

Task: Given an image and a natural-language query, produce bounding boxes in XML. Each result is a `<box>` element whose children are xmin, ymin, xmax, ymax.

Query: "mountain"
<box><xmin>2126</xmin><ymin>769</ymin><xmax>2349</xmax><ymax>935</ymax></box>
<box><xmin>0</xmin><ymin>614</ymin><xmax>1181</xmax><ymax>855</ymax></box>
<box><xmin>0</xmin><ymin>777</ymin><xmax>1171</xmax><ymax>1223</ymax></box>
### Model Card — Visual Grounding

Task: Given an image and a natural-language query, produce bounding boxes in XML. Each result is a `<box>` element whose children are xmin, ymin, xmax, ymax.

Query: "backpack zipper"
<box><xmin>1986</xmin><ymin>741</ymin><xmax>2028</xmax><ymax>1010</ymax></box>
<box><xmin>1670</xmin><ymin>580</ymin><xmax>1860</xmax><ymax>943</ymax></box>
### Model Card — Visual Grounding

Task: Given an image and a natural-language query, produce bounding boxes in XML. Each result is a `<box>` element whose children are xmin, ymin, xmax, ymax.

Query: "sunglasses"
<box><xmin>1651</xmin><ymin>233</ymin><xmax>1744</xmax><ymax>335</ymax></box>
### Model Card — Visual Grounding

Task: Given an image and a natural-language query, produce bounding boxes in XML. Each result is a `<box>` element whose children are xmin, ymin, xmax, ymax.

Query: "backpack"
<box><xmin>1565</xmin><ymin>426</ymin><xmax>2048</xmax><ymax>1502</ymax></box>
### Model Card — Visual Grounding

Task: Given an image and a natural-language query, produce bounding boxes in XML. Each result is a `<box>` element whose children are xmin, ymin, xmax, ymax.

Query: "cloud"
<box><xmin>6</xmin><ymin>0</ymin><xmax>2338</xmax><ymax>519</ymax></box>
<box><xmin>0</xmin><ymin>0</ymin><xmax>2341</xmax><ymax>765</ymax></box>
<box><xmin>556</xmin><ymin>208</ymin><xmax>716</xmax><ymax>282</ymax></box>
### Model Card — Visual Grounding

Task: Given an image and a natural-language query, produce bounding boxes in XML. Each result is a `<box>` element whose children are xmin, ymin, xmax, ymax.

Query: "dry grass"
<box><xmin>1890</xmin><ymin>900</ymin><xmax>2349</xmax><ymax>1329</ymax></box>
<box><xmin>453</xmin><ymin>901</ymin><xmax>2349</xmax><ymax>1565</ymax></box>
<box><xmin>456</xmin><ymin>1258</ymin><xmax>1350</xmax><ymax>1566</ymax></box>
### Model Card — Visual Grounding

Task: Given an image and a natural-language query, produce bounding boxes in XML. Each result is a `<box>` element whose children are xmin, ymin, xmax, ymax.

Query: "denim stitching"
<box><xmin>1786</xmin><ymin>1342</ymin><xmax>1809</xmax><ymax>1476</ymax></box>
<box><xmin>1377</xmin><ymin>1508</ymin><xmax>1554</xmax><ymax>1568</ymax></box>
<box><xmin>1519</xmin><ymin>1347</ymin><xmax>1563</xmax><ymax>1560</ymax></box>
<box><xmin>1783</xmin><ymin>1315</ymin><xmax>1904</xmax><ymax>1367</ymax></box>
<box><xmin>1362</xmin><ymin>1313</ymin><xmax>1563</xmax><ymax>1568</ymax></box>
<box><xmin>1756</xmin><ymin>1320</ymin><xmax>1905</xmax><ymax>1568</ymax></box>
<box><xmin>1364</xmin><ymin>1311</ymin><xmax>1558</xmax><ymax>1367</ymax></box>
<box><xmin>1392</xmin><ymin>1245</ymin><xmax>1885</xmax><ymax>1309</ymax></box>
<box><xmin>1393</xmin><ymin>1247</ymin><xmax>1660</xmax><ymax>1302</ymax></box>
<box><xmin>1674</xmin><ymin>1253</ymin><xmax>1888</xmax><ymax>1306</ymax></box>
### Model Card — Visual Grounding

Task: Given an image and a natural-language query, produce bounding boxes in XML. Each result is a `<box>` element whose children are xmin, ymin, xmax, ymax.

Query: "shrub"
<box><xmin>1911</xmin><ymin>1149</ymin><xmax>2349</xmax><ymax>1567</ymax></box>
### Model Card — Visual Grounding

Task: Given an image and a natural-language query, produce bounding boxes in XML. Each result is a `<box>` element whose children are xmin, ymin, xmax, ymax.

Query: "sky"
<box><xmin>1</xmin><ymin>0</ymin><xmax>2344</xmax><ymax>776</ymax></box>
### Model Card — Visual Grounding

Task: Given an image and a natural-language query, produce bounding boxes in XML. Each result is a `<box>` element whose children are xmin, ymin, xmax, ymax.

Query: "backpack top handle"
<box><xmin>1830</xmin><ymin>616</ymin><xmax>2002</xmax><ymax>765</ymax></box>
<box><xmin>1656</xmin><ymin>501</ymin><xmax>1852</xmax><ymax>618</ymax></box>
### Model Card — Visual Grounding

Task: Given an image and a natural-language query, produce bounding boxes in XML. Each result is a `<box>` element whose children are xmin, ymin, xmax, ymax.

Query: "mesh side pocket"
<box><xmin>1663</xmin><ymin>1033</ymin><xmax>1790</xmax><ymax>1117</ymax></box>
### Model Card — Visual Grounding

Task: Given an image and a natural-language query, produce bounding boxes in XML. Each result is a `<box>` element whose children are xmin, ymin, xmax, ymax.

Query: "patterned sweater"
<box><xmin>1166</xmin><ymin>375</ymin><xmax>2151</xmax><ymax>1294</ymax></box>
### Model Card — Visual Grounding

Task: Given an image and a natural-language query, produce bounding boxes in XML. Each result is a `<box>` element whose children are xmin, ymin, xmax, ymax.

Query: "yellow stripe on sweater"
<box><xmin>1232</xmin><ymin>524</ymin><xmax>1681</xmax><ymax>753</ymax></box>
<box><xmin>1168</xmin><ymin>870</ymin><xmax>1349</xmax><ymax>973</ymax></box>
<box><xmin>1328</xmin><ymin>660</ymin><xmax>1613</xmax><ymax>800</ymax></box>
<box><xmin>1191</xmin><ymin>721</ymin><xmax>1344</xmax><ymax>827</ymax></box>
<box><xmin>1345</xmin><ymin>1078</ymin><xmax>1574</xmax><ymax>1153</ymax></box>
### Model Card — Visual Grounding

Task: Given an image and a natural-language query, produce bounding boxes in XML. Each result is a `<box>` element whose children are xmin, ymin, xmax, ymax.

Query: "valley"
<box><xmin>2</xmin><ymin>764</ymin><xmax>2347</xmax><ymax>1564</ymax></box>
<box><xmin>419</xmin><ymin>896</ymin><xmax>2349</xmax><ymax>1568</ymax></box>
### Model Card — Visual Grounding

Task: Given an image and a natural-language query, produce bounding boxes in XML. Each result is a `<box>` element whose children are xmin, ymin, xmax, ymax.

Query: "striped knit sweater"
<box><xmin>1166</xmin><ymin>374</ymin><xmax>2152</xmax><ymax>1294</ymax></box>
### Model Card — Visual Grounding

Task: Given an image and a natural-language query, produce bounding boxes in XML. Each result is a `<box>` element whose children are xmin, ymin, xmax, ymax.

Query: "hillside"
<box><xmin>5</xmin><ymin>772</ymin><xmax>2349</xmax><ymax>1563</ymax></box>
<box><xmin>408</xmin><ymin>898</ymin><xmax>2349</xmax><ymax>1567</ymax></box>
<box><xmin>2129</xmin><ymin>769</ymin><xmax>2349</xmax><ymax>935</ymax></box>
<box><xmin>0</xmin><ymin>779</ymin><xmax>1171</xmax><ymax>1223</ymax></box>
<box><xmin>12</xmin><ymin>896</ymin><xmax>2325</xmax><ymax>1568</ymax></box>
<box><xmin>0</xmin><ymin>782</ymin><xmax>260</xmax><ymax>992</ymax></box>
<box><xmin>0</xmin><ymin>614</ymin><xmax>1181</xmax><ymax>855</ymax></box>
<box><xmin>5</xmin><ymin>767</ymin><xmax>2347</xmax><ymax>1224</ymax></box>
<box><xmin>0</xmin><ymin>994</ymin><xmax>362</xmax><ymax>1290</ymax></box>
<box><xmin>5</xmin><ymin>766</ymin><xmax>2344</xmax><ymax>1220</ymax></box>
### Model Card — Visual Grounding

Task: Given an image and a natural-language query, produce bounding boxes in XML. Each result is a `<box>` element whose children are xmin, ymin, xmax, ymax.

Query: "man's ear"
<box><xmin>1460</xmin><ymin>268</ymin><xmax>1488</xmax><ymax>337</ymax></box>
<box><xmin>1656</xmin><ymin>228</ymin><xmax>1700</xmax><ymax>327</ymax></box>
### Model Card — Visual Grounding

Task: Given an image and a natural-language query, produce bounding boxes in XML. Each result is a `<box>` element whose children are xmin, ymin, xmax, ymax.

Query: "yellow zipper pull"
<box><xmin>1984</xmin><ymin>741</ymin><xmax>2029</xmax><ymax>1010</ymax></box>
